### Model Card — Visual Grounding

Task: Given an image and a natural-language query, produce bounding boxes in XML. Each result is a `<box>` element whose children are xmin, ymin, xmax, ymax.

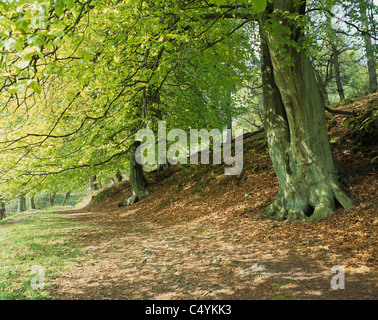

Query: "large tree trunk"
<box><xmin>118</xmin><ymin>141</ymin><xmax>149</xmax><ymax>207</ymax></box>
<box><xmin>259</xmin><ymin>0</ymin><xmax>353</xmax><ymax>222</ymax></box>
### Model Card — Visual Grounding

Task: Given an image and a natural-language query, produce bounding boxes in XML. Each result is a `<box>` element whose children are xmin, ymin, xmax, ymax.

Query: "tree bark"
<box><xmin>118</xmin><ymin>141</ymin><xmax>149</xmax><ymax>207</ymax></box>
<box><xmin>313</xmin><ymin>65</ymin><xmax>330</xmax><ymax>107</ymax></box>
<box><xmin>29</xmin><ymin>196</ymin><xmax>36</xmax><ymax>210</ymax></box>
<box><xmin>331</xmin><ymin>42</ymin><xmax>345</xmax><ymax>102</ymax></box>
<box><xmin>325</xmin><ymin>13</ymin><xmax>345</xmax><ymax>102</ymax></box>
<box><xmin>90</xmin><ymin>175</ymin><xmax>100</xmax><ymax>192</ymax></box>
<box><xmin>259</xmin><ymin>0</ymin><xmax>353</xmax><ymax>222</ymax></box>
<box><xmin>49</xmin><ymin>191</ymin><xmax>58</xmax><ymax>207</ymax></box>
<box><xmin>61</xmin><ymin>191</ymin><xmax>71</xmax><ymax>206</ymax></box>
<box><xmin>360</xmin><ymin>4</ymin><xmax>378</xmax><ymax>91</ymax></box>
<box><xmin>115</xmin><ymin>172</ymin><xmax>123</xmax><ymax>183</ymax></box>
<box><xmin>0</xmin><ymin>199</ymin><xmax>5</xmax><ymax>220</ymax></box>
<box><xmin>17</xmin><ymin>196</ymin><xmax>26</xmax><ymax>214</ymax></box>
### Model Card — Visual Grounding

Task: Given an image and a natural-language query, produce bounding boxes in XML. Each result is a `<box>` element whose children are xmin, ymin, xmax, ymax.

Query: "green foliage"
<box><xmin>308</xmin><ymin>0</ymin><xmax>377</xmax><ymax>103</ymax></box>
<box><xmin>4</xmin><ymin>191</ymin><xmax>87</xmax><ymax>217</ymax></box>
<box><xmin>0</xmin><ymin>0</ymin><xmax>376</xmax><ymax>200</ymax></box>
<box><xmin>0</xmin><ymin>0</ymin><xmax>257</xmax><ymax>198</ymax></box>
<box><xmin>214</xmin><ymin>0</ymin><xmax>267</xmax><ymax>11</ymax></box>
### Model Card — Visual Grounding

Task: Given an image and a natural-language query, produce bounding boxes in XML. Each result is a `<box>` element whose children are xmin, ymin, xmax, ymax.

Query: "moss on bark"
<box><xmin>260</xmin><ymin>1</ymin><xmax>353</xmax><ymax>222</ymax></box>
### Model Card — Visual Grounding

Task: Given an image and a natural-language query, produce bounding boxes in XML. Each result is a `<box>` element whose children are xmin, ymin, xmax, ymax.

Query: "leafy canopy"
<box><xmin>0</xmin><ymin>0</ymin><xmax>261</xmax><ymax>197</ymax></box>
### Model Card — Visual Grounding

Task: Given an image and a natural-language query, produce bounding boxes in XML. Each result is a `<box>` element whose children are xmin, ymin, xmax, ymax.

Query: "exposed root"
<box><xmin>266</xmin><ymin>199</ymin><xmax>307</xmax><ymax>222</ymax></box>
<box><xmin>266</xmin><ymin>185</ymin><xmax>353</xmax><ymax>222</ymax></box>
<box><xmin>118</xmin><ymin>191</ymin><xmax>149</xmax><ymax>207</ymax></box>
<box><xmin>307</xmin><ymin>203</ymin><xmax>334</xmax><ymax>222</ymax></box>
<box><xmin>333</xmin><ymin>184</ymin><xmax>354</xmax><ymax>210</ymax></box>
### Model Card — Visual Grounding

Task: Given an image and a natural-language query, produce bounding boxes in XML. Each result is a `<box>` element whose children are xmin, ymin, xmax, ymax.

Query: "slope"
<box><xmin>51</xmin><ymin>92</ymin><xmax>377</xmax><ymax>300</ymax></box>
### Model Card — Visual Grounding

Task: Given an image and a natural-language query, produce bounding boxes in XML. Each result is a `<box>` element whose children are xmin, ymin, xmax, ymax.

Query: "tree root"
<box><xmin>118</xmin><ymin>191</ymin><xmax>149</xmax><ymax>207</ymax></box>
<box><xmin>266</xmin><ymin>199</ymin><xmax>307</xmax><ymax>222</ymax></box>
<box><xmin>266</xmin><ymin>184</ymin><xmax>353</xmax><ymax>222</ymax></box>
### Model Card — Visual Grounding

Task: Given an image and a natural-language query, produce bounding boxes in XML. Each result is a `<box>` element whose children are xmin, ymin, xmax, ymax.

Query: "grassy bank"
<box><xmin>0</xmin><ymin>210</ymin><xmax>88</xmax><ymax>300</ymax></box>
<box><xmin>4</xmin><ymin>191</ymin><xmax>88</xmax><ymax>218</ymax></box>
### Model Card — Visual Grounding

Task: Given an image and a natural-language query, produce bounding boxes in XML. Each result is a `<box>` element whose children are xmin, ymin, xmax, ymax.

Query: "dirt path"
<box><xmin>50</xmin><ymin>204</ymin><xmax>377</xmax><ymax>300</ymax></box>
<box><xmin>49</xmin><ymin>105</ymin><xmax>378</xmax><ymax>300</ymax></box>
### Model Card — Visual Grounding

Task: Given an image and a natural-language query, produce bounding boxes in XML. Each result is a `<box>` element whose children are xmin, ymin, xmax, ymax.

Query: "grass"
<box><xmin>0</xmin><ymin>210</ymin><xmax>89</xmax><ymax>300</ymax></box>
<box><xmin>5</xmin><ymin>191</ymin><xmax>88</xmax><ymax>217</ymax></box>
<box><xmin>270</xmin><ymin>277</ymin><xmax>301</xmax><ymax>300</ymax></box>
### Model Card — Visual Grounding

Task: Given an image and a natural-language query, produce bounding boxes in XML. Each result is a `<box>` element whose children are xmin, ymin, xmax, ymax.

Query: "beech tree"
<box><xmin>258</xmin><ymin>1</ymin><xmax>353</xmax><ymax>221</ymax></box>
<box><xmin>29</xmin><ymin>195</ymin><xmax>36</xmax><ymax>210</ymax></box>
<box><xmin>1</xmin><ymin>0</ymin><xmax>369</xmax><ymax>221</ymax></box>
<box><xmin>0</xmin><ymin>197</ymin><xmax>5</xmax><ymax>220</ymax></box>
<box><xmin>0</xmin><ymin>0</ymin><xmax>252</xmax><ymax>204</ymax></box>
<box><xmin>17</xmin><ymin>195</ymin><xmax>26</xmax><ymax>214</ymax></box>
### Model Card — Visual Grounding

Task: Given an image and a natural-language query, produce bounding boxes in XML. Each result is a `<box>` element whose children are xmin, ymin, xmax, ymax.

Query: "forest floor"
<box><xmin>49</xmin><ymin>93</ymin><xmax>377</xmax><ymax>300</ymax></box>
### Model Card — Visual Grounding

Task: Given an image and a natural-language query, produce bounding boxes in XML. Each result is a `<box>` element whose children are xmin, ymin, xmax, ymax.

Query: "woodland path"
<box><xmin>50</xmin><ymin>98</ymin><xmax>378</xmax><ymax>300</ymax></box>
<box><xmin>50</xmin><ymin>201</ymin><xmax>377</xmax><ymax>300</ymax></box>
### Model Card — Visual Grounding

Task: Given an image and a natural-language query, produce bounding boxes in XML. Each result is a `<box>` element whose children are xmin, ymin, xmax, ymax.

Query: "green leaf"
<box><xmin>55</xmin><ymin>0</ymin><xmax>64</xmax><ymax>17</ymax></box>
<box><xmin>252</xmin><ymin>0</ymin><xmax>267</xmax><ymax>12</ymax></box>
<box><xmin>214</xmin><ymin>0</ymin><xmax>226</xmax><ymax>7</ymax></box>
<box><xmin>4</xmin><ymin>38</ymin><xmax>23</xmax><ymax>53</ymax></box>
<box><xmin>63</xmin><ymin>0</ymin><xmax>75</xmax><ymax>9</ymax></box>
<box><xmin>17</xmin><ymin>60</ymin><xmax>30</xmax><ymax>69</ymax></box>
<box><xmin>29</xmin><ymin>80</ymin><xmax>42</xmax><ymax>95</ymax></box>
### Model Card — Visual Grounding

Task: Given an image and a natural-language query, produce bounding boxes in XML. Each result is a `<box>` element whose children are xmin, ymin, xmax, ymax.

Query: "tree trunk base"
<box><xmin>266</xmin><ymin>182</ymin><xmax>353</xmax><ymax>222</ymax></box>
<box><xmin>118</xmin><ymin>141</ymin><xmax>149</xmax><ymax>208</ymax></box>
<box><xmin>118</xmin><ymin>190</ymin><xmax>149</xmax><ymax>207</ymax></box>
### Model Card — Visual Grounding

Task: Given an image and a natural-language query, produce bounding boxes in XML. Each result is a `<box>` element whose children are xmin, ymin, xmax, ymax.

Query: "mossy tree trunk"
<box><xmin>90</xmin><ymin>176</ymin><xmax>100</xmax><ymax>192</ymax></box>
<box><xmin>0</xmin><ymin>199</ymin><xmax>5</xmax><ymax>220</ymax></box>
<box><xmin>29</xmin><ymin>196</ymin><xmax>36</xmax><ymax>210</ymax></box>
<box><xmin>61</xmin><ymin>191</ymin><xmax>71</xmax><ymax>206</ymax></box>
<box><xmin>118</xmin><ymin>141</ymin><xmax>149</xmax><ymax>207</ymax></box>
<box><xmin>331</xmin><ymin>41</ymin><xmax>345</xmax><ymax>102</ymax></box>
<box><xmin>49</xmin><ymin>191</ymin><xmax>58</xmax><ymax>207</ymax></box>
<box><xmin>259</xmin><ymin>0</ymin><xmax>353</xmax><ymax>222</ymax></box>
<box><xmin>17</xmin><ymin>195</ymin><xmax>26</xmax><ymax>214</ymax></box>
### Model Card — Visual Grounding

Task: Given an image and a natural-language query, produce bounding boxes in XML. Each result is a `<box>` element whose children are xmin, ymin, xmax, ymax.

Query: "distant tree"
<box><xmin>61</xmin><ymin>191</ymin><xmax>71</xmax><ymax>206</ymax></box>
<box><xmin>49</xmin><ymin>191</ymin><xmax>58</xmax><ymax>207</ymax></box>
<box><xmin>29</xmin><ymin>196</ymin><xmax>36</xmax><ymax>210</ymax></box>
<box><xmin>90</xmin><ymin>176</ymin><xmax>100</xmax><ymax>193</ymax></box>
<box><xmin>17</xmin><ymin>196</ymin><xmax>26</xmax><ymax>214</ymax></box>
<box><xmin>118</xmin><ymin>141</ymin><xmax>149</xmax><ymax>207</ymax></box>
<box><xmin>115</xmin><ymin>172</ymin><xmax>123</xmax><ymax>183</ymax></box>
<box><xmin>0</xmin><ymin>197</ymin><xmax>5</xmax><ymax>220</ymax></box>
<box><xmin>360</xmin><ymin>0</ymin><xmax>378</xmax><ymax>90</ymax></box>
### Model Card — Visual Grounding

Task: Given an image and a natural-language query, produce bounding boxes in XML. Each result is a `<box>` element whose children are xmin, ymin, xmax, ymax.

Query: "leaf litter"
<box><xmin>51</xmin><ymin>93</ymin><xmax>377</xmax><ymax>300</ymax></box>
